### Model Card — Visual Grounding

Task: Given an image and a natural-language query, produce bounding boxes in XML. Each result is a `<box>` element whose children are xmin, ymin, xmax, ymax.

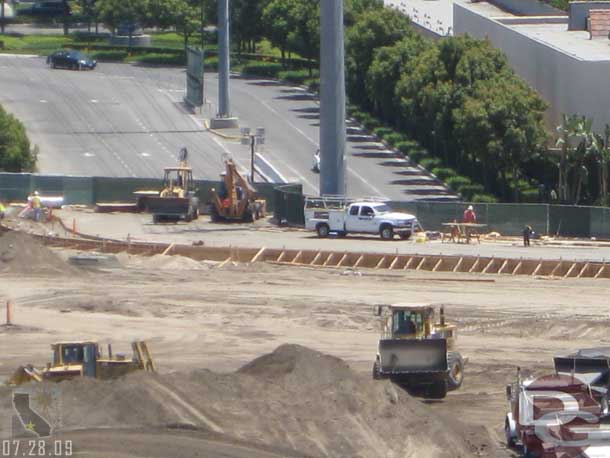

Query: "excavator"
<box><xmin>209</xmin><ymin>157</ymin><xmax>266</xmax><ymax>222</ymax></box>
<box><xmin>7</xmin><ymin>340</ymin><xmax>155</xmax><ymax>386</ymax></box>
<box><xmin>139</xmin><ymin>147</ymin><xmax>200</xmax><ymax>223</ymax></box>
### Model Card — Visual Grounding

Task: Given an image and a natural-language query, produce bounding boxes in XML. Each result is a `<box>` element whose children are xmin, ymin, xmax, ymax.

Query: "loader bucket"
<box><xmin>7</xmin><ymin>365</ymin><xmax>43</xmax><ymax>386</ymax></box>
<box><xmin>379</xmin><ymin>339</ymin><xmax>447</xmax><ymax>374</ymax></box>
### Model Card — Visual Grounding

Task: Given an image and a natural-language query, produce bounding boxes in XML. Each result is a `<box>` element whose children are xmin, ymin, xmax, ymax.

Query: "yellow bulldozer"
<box><xmin>209</xmin><ymin>158</ymin><xmax>266</xmax><ymax>222</ymax></box>
<box><xmin>372</xmin><ymin>304</ymin><xmax>464</xmax><ymax>398</ymax></box>
<box><xmin>7</xmin><ymin>340</ymin><xmax>155</xmax><ymax>386</ymax></box>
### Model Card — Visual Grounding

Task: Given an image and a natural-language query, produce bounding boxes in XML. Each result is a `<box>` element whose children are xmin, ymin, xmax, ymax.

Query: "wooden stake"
<box><xmin>6</xmin><ymin>300</ymin><xmax>12</xmax><ymax>326</ymax></box>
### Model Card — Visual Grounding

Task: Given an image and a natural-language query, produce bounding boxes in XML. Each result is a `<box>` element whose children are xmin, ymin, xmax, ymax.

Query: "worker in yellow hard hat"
<box><xmin>31</xmin><ymin>191</ymin><xmax>42</xmax><ymax>221</ymax></box>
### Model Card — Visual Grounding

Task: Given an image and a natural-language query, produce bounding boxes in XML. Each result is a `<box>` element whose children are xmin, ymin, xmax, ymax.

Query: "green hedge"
<box><xmin>242</xmin><ymin>62</ymin><xmax>282</xmax><ymax>77</ymax></box>
<box><xmin>472</xmin><ymin>194</ymin><xmax>499</xmax><ymax>203</ymax></box>
<box><xmin>374</xmin><ymin>127</ymin><xmax>393</xmax><ymax>138</ymax></box>
<box><xmin>419</xmin><ymin>157</ymin><xmax>442</xmax><ymax>170</ymax></box>
<box><xmin>445</xmin><ymin>175</ymin><xmax>471</xmax><ymax>191</ymax></box>
<box><xmin>458</xmin><ymin>184</ymin><xmax>484</xmax><ymax>200</ymax></box>
<box><xmin>520</xmin><ymin>188</ymin><xmax>540</xmax><ymax>203</ymax></box>
<box><xmin>91</xmin><ymin>50</ymin><xmax>128</xmax><ymax>61</ymax></box>
<box><xmin>129</xmin><ymin>52</ymin><xmax>186</xmax><ymax>65</ymax></box>
<box><xmin>383</xmin><ymin>132</ymin><xmax>405</xmax><ymax>146</ymax></box>
<box><xmin>395</xmin><ymin>140</ymin><xmax>419</xmax><ymax>155</ymax></box>
<box><xmin>278</xmin><ymin>69</ymin><xmax>318</xmax><ymax>85</ymax></box>
<box><xmin>408</xmin><ymin>149</ymin><xmax>428</xmax><ymax>164</ymax></box>
<box><xmin>431</xmin><ymin>167</ymin><xmax>457</xmax><ymax>181</ymax></box>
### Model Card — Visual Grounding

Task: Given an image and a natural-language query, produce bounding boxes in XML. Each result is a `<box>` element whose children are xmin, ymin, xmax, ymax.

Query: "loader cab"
<box><xmin>161</xmin><ymin>167</ymin><xmax>193</xmax><ymax>198</ymax></box>
<box><xmin>52</xmin><ymin>342</ymin><xmax>99</xmax><ymax>377</ymax></box>
<box><xmin>390</xmin><ymin>305</ymin><xmax>434</xmax><ymax>338</ymax></box>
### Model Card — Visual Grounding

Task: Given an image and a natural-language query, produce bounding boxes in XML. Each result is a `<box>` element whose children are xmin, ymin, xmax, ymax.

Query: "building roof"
<box><xmin>457</xmin><ymin>0</ymin><xmax>610</xmax><ymax>62</ymax></box>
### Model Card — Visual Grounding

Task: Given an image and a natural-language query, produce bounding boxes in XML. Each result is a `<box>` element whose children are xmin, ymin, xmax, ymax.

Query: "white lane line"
<box><xmin>260</xmin><ymin>99</ymin><xmax>318</xmax><ymax>147</ymax></box>
<box><xmin>347</xmin><ymin>166</ymin><xmax>388</xmax><ymax>199</ymax></box>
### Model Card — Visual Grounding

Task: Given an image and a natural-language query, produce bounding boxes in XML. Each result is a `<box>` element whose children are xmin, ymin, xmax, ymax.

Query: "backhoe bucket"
<box><xmin>379</xmin><ymin>339</ymin><xmax>447</xmax><ymax>375</ymax></box>
<box><xmin>7</xmin><ymin>365</ymin><xmax>43</xmax><ymax>386</ymax></box>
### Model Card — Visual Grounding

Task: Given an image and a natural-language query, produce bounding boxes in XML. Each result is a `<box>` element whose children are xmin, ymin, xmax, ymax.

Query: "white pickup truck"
<box><xmin>305</xmin><ymin>198</ymin><xmax>421</xmax><ymax>240</ymax></box>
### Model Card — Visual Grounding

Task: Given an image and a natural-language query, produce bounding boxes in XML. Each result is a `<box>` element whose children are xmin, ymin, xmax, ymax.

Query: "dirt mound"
<box><xmin>116</xmin><ymin>252</ymin><xmax>214</xmax><ymax>271</ymax></box>
<box><xmin>11</xmin><ymin>345</ymin><xmax>496</xmax><ymax>457</ymax></box>
<box><xmin>0</xmin><ymin>231</ymin><xmax>76</xmax><ymax>275</ymax></box>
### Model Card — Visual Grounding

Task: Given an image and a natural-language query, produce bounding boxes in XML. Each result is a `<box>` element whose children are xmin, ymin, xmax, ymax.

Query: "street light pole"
<box><xmin>250</xmin><ymin>135</ymin><xmax>255</xmax><ymax>183</ymax></box>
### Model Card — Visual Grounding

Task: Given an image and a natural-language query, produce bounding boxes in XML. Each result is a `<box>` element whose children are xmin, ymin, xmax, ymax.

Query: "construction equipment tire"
<box><xmin>372</xmin><ymin>360</ymin><xmax>382</xmax><ymax>380</ymax></box>
<box><xmin>447</xmin><ymin>352</ymin><xmax>464</xmax><ymax>390</ymax></box>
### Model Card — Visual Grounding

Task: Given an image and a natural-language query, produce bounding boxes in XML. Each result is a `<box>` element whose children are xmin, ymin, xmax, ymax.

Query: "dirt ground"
<box><xmin>1</xmin><ymin>229</ymin><xmax>610</xmax><ymax>457</ymax></box>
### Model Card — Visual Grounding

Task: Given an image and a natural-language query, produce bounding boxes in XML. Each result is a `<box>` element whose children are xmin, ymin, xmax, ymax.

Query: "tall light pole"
<box><xmin>218</xmin><ymin>0</ymin><xmax>229</xmax><ymax>118</ymax></box>
<box><xmin>210</xmin><ymin>0</ymin><xmax>238</xmax><ymax>129</ymax></box>
<box><xmin>319</xmin><ymin>0</ymin><xmax>346</xmax><ymax>196</ymax></box>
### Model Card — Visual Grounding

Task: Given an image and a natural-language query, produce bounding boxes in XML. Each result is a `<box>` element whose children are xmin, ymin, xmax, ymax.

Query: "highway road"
<box><xmin>0</xmin><ymin>55</ymin><xmax>454</xmax><ymax>200</ymax></box>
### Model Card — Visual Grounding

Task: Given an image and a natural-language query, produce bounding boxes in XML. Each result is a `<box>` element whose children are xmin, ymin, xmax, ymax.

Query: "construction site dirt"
<box><xmin>1</xmin><ymin>227</ymin><xmax>610</xmax><ymax>457</ymax></box>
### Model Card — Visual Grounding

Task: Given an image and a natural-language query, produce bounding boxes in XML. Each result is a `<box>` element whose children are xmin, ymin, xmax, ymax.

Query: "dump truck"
<box><xmin>209</xmin><ymin>157</ymin><xmax>266</xmax><ymax>222</ymax></box>
<box><xmin>143</xmin><ymin>147</ymin><xmax>199</xmax><ymax>223</ymax></box>
<box><xmin>372</xmin><ymin>304</ymin><xmax>464</xmax><ymax>398</ymax></box>
<box><xmin>8</xmin><ymin>340</ymin><xmax>155</xmax><ymax>386</ymax></box>
<box><xmin>505</xmin><ymin>348</ymin><xmax>610</xmax><ymax>457</ymax></box>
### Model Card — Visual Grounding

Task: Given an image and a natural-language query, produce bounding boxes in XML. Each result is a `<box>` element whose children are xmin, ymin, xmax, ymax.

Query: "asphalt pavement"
<box><xmin>0</xmin><ymin>55</ymin><xmax>455</xmax><ymax>200</ymax></box>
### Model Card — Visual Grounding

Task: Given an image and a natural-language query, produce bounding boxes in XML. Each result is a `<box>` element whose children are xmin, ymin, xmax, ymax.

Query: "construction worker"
<box><xmin>0</xmin><ymin>200</ymin><xmax>5</xmax><ymax>219</ymax></box>
<box><xmin>31</xmin><ymin>191</ymin><xmax>42</xmax><ymax>222</ymax></box>
<box><xmin>523</xmin><ymin>225</ymin><xmax>533</xmax><ymax>247</ymax></box>
<box><xmin>463</xmin><ymin>205</ymin><xmax>476</xmax><ymax>223</ymax></box>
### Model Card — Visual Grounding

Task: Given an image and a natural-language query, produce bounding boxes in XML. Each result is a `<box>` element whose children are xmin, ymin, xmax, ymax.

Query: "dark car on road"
<box><xmin>47</xmin><ymin>50</ymin><xmax>96</xmax><ymax>70</ymax></box>
<box><xmin>19</xmin><ymin>1</ymin><xmax>71</xmax><ymax>16</ymax></box>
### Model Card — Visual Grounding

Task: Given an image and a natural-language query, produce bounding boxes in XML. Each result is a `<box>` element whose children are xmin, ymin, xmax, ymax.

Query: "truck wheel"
<box><xmin>372</xmin><ymin>360</ymin><xmax>382</xmax><ymax>380</ymax></box>
<box><xmin>427</xmin><ymin>380</ymin><xmax>448</xmax><ymax>399</ymax></box>
<box><xmin>380</xmin><ymin>225</ymin><xmax>394</xmax><ymax>240</ymax></box>
<box><xmin>447</xmin><ymin>352</ymin><xmax>464</xmax><ymax>390</ymax></box>
<box><xmin>317</xmin><ymin>223</ymin><xmax>330</xmax><ymax>238</ymax></box>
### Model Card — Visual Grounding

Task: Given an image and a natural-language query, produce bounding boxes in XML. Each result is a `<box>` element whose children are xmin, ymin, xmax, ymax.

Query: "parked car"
<box><xmin>47</xmin><ymin>50</ymin><xmax>96</xmax><ymax>70</ymax></box>
<box><xmin>19</xmin><ymin>1</ymin><xmax>70</xmax><ymax>16</ymax></box>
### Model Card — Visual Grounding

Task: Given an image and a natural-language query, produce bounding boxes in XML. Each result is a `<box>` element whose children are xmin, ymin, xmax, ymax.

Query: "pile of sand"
<box><xmin>115</xmin><ymin>252</ymin><xmax>213</xmax><ymax>271</ymax></box>
<box><xmin>0</xmin><ymin>231</ymin><xmax>76</xmax><ymax>275</ymax></box>
<box><xmin>6</xmin><ymin>345</ymin><xmax>496</xmax><ymax>457</ymax></box>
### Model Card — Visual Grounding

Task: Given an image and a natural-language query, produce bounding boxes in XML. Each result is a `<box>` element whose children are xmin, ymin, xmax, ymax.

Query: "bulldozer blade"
<box><xmin>379</xmin><ymin>339</ymin><xmax>447</xmax><ymax>374</ymax></box>
<box><xmin>7</xmin><ymin>365</ymin><xmax>43</xmax><ymax>386</ymax></box>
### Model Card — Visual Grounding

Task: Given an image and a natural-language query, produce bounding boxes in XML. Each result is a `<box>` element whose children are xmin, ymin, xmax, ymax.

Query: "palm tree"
<box><xmin>591</xmin><ymin>124</ymin><xmax>610</xmax><ymax>206</ymax></box>
<box><xmin>555</xmin><ymin>114</ymin><xmax>592</xmax><ymax>203</ymax></box>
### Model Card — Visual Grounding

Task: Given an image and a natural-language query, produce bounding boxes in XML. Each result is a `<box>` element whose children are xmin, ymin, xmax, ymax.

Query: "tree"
<box><xmin>0</xmin><ymin>105</ymin><xmax>37</xmax><ymax>172</ymax></box>
<box><xmin>232</xmin><ymin>0</ymin><xmax>269</xmax><ymax>53</ymax></box>
<box><xmin>592</xmin><ymin>125</ymin><xmax>610</xmax><ymax>205</ymax></box>
<box><xmin>366</xmin><ymin>36</ymin><xmax>430</xmax><ymax>125</ymax></box>
<box><xmin>262</xmin><ymin>0</ymin><xmax>297</xmax><ymax>66</ymax></box>
<box><xmin>345</xmin><ymin>7</ymin><xmax>413</xmax><ymax>106</ymax></box>
<box><xmin>96</xmin><ymin>0</ymin><xmax>147</xmax><ymax>50</ymax></box>
<box><xmin>287</xmin><ymin>0</ymin><xmax>319</xmax><ymax>75</ymax></box>
<box><xmin>454</xmin><ymin>77</ymin><xmax>547</xmax><ymax>201</ymax></box>
<box><xmin>555</xmin><ymin>114</ymin><xmax>593</xmax><ymax>203</ymax></box>
<box><xmin>78</xmin><ymin>0</ymin><xmax>98</xmax><ymax>33</ymax></box>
